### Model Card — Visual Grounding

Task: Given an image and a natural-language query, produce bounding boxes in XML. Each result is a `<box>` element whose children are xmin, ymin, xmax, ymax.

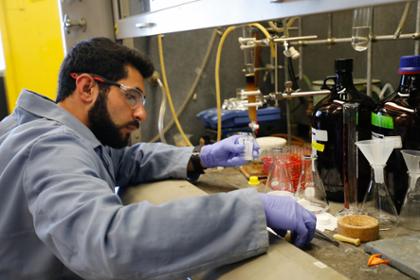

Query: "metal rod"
<box><xmin>394</xmin><ymin>1</ymin><xmax>411</xmax><ymax>39</ymax></box>
<box><xmin>273</xmin><ymin>35</ymin><xmax>318</xmax><ymax>43</ymax></box>
<box><xmin>416</xmin><ymin>0</ymin><xmax>420</xmax><ymax>54</ymax></box>
<box><xmin>239</xmin><ymin>89</ymin><xmax>261</xmax><ymax>96</ymax></box>
<box><xmin>366</xmin><ymin>7</ymin><xmax>374</xmax><ymax>97</ymax></box>
<box><xmin>283</xmin><ymin>20</ymin><xmax>292</xmax><ymax>146</ymax></box>
<box><xmin>279</xmin><ymin>89</ymin><xmax>331</xmax><ymax>99</ymax></box>
<box><xmin>274</xmin><ymin>43</ymin><xmax>279</xmax><ymax>96</ymax></box>
<box><xmin>286</xmin><ymin>100</ymin><xmax>292</xmax><ymax>145</ymax></box>
<box><xmin>298</xmin><ymin>17</ymin><xmax>303</xmax><ymax>80</ymax></box>
<box><xmin>290</xmin><ymin>32</ymin><xmax>420</xmax><ymax>46</ymax></box>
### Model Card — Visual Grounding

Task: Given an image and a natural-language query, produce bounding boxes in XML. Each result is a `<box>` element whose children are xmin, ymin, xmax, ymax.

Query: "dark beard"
<box><xmin>87</xmin><ymin>89</ymin><xmax>130</xmax><ymax>149</ymax></box>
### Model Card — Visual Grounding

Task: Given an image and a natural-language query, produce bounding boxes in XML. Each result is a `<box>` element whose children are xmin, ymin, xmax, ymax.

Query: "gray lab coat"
<box><xmin>0</xmin><ymin>90</ymin><xmax>268</xmax><ymax>280</ymax></box>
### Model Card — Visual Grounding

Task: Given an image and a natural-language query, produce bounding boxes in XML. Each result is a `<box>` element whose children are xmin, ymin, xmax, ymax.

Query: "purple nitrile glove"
<box><xmin>259</xmin><ymin>194</ymin><xmax>316</xmax><ymax>248</ymax></box>
<box><xmin>200</xmin><ymin>135</ymin><xmax>260</xmax><ymax>168</ymax></box>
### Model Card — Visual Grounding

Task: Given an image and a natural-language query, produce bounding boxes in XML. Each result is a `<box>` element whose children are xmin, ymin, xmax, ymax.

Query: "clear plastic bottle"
<box><xmin>312</xmin><ymin>59</ymin><xmax>376</xmax><ymax>202</ymax></box>
<box><xmin>371</xmin><ymin>55</ymin><xmax>420</xmax><ymax>212</ymax></box>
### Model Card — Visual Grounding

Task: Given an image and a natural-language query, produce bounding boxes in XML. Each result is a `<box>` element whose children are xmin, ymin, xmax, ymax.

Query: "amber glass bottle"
<box><xmin>371</xmin><ymin>55</ymin><xmax>420</xmax><ymax>212</ymax></box>
<box><xmin>312</xmin><ymin>59</ymin><xmax>376</xmax><ymax>202</ymax></box>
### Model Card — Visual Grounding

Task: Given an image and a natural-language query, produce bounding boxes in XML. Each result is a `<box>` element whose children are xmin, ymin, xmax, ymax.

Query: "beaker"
<box><xmin>295</xmin><ymin>155</ymin><xmax>329</xmax><ymax>214</ymax></box>
<box><xmin>356</xmin><ymin>138</ymin><xmax>400</xmax><ymax>230</ymax></box>
<box><xmin>237</xmin><ymin>132</ymin><xmax>255</xmax><ymax>161</ymax></box>
<box><xmin>351</xmin><ymin>7</ymin><xmax>372</xmax><ymax>52</ymax></box>
<box><xmin>265</xmin><ymin>154</ymin><xmax>294</xmax><ymax>196</ymax></box>
<box><xmin>400</xmin><ymin>150</ymin><xmax>420</xmax><ymax>231</ymax></box>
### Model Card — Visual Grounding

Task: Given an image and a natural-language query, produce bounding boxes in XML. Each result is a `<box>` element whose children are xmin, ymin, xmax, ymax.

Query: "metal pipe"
<box><xmin>279</xmin><ymin>89</ymin><xmax>331</xmax><ymax>99</ymax></box>
<box><xmin>238</xmin><ymin>89</ymin><xmax>261</xmax><ymax>96</ymax></box>
<box><xmin>273</xmin><ymin>35</ymin><xmax>318</xmax><ymax>43</ymax></box>
<box><xmin>366</xmin><ymin>7</ymin><xmax>374</xmax><ymax>97</ymax></box>
<box><xmin>298</xmin><ymin>17</ymin><xmax>303</xmax><ymax>80</ymax></box>
<box><xmin>283</xmin><ymin>20</ymin><xmax>292</xmax><ymax>145</ymax></box>
<box><xmin>394</xmin><ymin>1</ymin><xmax>411</xmax><ymax>39</ymax></box>
<box><xmin>274</xmin><ymin>43</ymin><xmax>279</xmax><ymax>95</ymax></box>
<box><xmin>416</xmin><ymin>0</ymin><xmax>420</xmax><ymax>54</ymax></box>
<box><xmin>291</xmin><ymin>32</ymin><xmax>420</xmax><ymax>46</ymax></box>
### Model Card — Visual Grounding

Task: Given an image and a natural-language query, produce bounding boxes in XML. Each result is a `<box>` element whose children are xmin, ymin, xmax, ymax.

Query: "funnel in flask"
<box><xmin>401</xmin><ymin>149</ymin><xmax>420</xmax><ymax>173</ymax></box>
<box><xmin>400</xmin><ymin>150</ymin><xmax>420</xmax><ymax>231</ymax></box>
<box><xmin>356</xmin><ymin>137</ymin><xmax>400</xmax><ymax>230</ymax></box>
<box><xmin>355</xmin><ymin>137</ymin><xmax>400</xmax><ymax>167</ymax></box>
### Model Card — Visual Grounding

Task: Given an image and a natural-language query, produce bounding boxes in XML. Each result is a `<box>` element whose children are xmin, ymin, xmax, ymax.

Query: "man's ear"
<box><xmin>74</xmin><ymin>74</ymin><xmax>98</xmax><ymax>104</ymax></box>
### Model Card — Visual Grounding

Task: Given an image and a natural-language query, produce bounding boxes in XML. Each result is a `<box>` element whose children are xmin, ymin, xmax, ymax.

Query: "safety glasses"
<box><xmin>70</xmin><ymin>73</ymin><xmax>146</xmax><ymax>108</ymax></box>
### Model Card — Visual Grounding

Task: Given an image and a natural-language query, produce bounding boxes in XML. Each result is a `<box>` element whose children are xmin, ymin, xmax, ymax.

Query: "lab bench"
<box><xmin>122</xmin><ymin>167</ymin><xmax>415</xmax><ymax>280</ymax></box>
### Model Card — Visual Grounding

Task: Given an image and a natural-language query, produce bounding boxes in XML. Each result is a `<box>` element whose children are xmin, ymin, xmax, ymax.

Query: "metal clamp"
<box><xmin>63</xmin><ymin>14</ymin><xmax>87</xmax><ymax>34</ymax></box>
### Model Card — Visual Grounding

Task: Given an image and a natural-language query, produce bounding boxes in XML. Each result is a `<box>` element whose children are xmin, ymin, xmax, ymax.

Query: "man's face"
<box><xmin>88</xmin><ymin>66</ymin><xmax>147</xmax><ymax>148</ymax></box>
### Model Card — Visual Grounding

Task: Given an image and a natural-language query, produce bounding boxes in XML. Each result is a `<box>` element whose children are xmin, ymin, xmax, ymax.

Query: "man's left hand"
<box><xmin>199</xmin><ymin>135</ymin><xmax>259</xmax><ymax>168</ymax></box>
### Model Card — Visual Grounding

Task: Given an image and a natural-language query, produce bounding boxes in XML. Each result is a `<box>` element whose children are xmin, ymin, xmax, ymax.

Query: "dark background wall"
<box><xmin>132</xmin><ymin>2</ymin><xmax>416</xmax><ymax>145</ymax></box>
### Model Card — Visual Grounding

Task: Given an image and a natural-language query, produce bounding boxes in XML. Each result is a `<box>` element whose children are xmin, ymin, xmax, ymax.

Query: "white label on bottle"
<box><xmin>312</xmin><ymin>128</ymin><xmax>328</xmax><ymax>142</ymax></box>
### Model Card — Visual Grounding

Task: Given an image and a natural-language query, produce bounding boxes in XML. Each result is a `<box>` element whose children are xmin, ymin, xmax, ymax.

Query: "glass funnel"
<box><xmin>355</xmin><ymin>137</ymin><xmax>401</xmax><ymax>230</ymax></box>
<box><xmin>295</xmin><ymin>155</ymin><xmax>329</xmax><ymax>214</ymax></box>
<box><xmin>400</xmin><ymin>150</ymin><xmax>420</xmax><ymax>231</ymax></box>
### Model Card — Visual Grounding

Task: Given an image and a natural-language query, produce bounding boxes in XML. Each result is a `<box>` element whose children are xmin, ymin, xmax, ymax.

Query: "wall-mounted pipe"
<box><xmin>416</xmin><ymin>0</ymin><xmax>420</xmax><ymax>54</ymax></box>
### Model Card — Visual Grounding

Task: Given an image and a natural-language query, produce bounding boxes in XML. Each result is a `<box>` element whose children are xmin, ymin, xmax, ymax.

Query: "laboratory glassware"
<box><xmin>351</xmin><ymin>7</ymin><xmax>372</xmax><ymax>52</ymax></box>
<box><xmin>356</xmin><ymin>137</ymin><xmax>401</xmax><ymax>230</ymax></box>
<box><xmin>371</xmin><ymin>55</ymin><xmax>420</xmax><ymax>212</ymax></box>
<box><xmin>337</xmin><ymin>102</ymin><xmax>360</xmax><ymax>216</ymax></box>
<box><xmin>399</xmin><ymin>150</ymin><xmax>420</xmax><ymax>231</ymax></box>
<box><xmin>295</xmin><ymin>155</ymin><xmax>329</xmax><ymax>214</ymax></box>
<box><xmin>237</xmin><ymin>132</ymin><xmax>255</xmax><ymax>161</ymax></box>
<box><xmin>312</xmin><ymin>58</ymin><xmax>376</xmax><ymax>202</ymax></box>
<box><xmin>265</xmin><ymin>153</ymin><xmax>294</xmax><ymax>196</ymax></box>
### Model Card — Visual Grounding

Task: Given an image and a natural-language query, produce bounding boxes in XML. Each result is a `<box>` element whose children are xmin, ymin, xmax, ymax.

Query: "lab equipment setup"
<box><xmin>3</xmin><ymin>0</ymin><xmax>420</xmax><ymax>279</ymax></box>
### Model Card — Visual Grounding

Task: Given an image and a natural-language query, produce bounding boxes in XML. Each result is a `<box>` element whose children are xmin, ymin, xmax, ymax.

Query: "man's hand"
<box><xmin>200</xmin><ymin>135</ymin><xmax>259</xmax><ymax>168</ymax></box>
<box><xmin>259</xmin><ymin>194</ymin><xmax>316</xmax><ymax>248</ymax></box>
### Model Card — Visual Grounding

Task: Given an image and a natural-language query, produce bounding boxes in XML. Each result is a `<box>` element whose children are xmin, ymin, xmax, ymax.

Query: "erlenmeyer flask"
<box><xmin>400</xmin><ymin>150</ymin><xmax>420</xmax><ymax>231</ymax></box>
<box><xmin>295</xmin><ymin>155</ymin><xmax>329</xmax><ymax>214</ymax></box>
<box><xmin>265</xmin><ymin>155</ymin><xmax>294</xmax><ymax>196</ymax></box>
<box><xmin>356</xmin><ymin>138</ymin><xmax>400</xmax><ymax>230</ymax></box>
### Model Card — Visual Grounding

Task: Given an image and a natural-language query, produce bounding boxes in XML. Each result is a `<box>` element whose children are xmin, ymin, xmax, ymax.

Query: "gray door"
<box><xmin>58</xmin><ymin>0</ymin><xmax>115</xmax><ymax>53</ymax></box>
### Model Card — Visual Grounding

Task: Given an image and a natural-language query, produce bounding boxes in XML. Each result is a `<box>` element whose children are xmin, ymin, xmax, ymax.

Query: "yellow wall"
<box><xmin>0</xmin><ymin>0</ymin><xmax>64</xmax><ymax>112</ymax></box>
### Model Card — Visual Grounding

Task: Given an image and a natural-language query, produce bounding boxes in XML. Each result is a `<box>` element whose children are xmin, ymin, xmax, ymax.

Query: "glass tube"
<box><xmin>338</xmin><ymin>102</ymin><xmax>360</xmax><ymax>216</ymax></box>
<box><xmin>352</xmin><ymin>7</ymin><xmax>372</xmax><ymax>52</ymax></box>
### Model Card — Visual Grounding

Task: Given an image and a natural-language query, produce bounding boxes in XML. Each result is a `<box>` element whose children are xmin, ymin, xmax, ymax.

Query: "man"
<box><xmin>0</xmin><ymin>37</ymin><xmax>316</xmax><ymax>280</ymax></box>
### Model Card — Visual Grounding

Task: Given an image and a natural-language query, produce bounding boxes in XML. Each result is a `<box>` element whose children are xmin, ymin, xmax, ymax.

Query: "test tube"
<box><xmin>351</xmin><ymin>7</ymin><xmax>372</xmax><ymax>52</ymax></box>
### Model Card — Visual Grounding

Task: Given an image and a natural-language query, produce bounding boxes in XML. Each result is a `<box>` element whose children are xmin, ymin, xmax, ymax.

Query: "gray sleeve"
<box><xmin>23</xmin><ymin>133</ymin><xmax>269</xmax><ymax>280</ymax></box>
<box><xmin>109</xmin><ymin>142</ymin><xmax>194</xmax><ymax>187</ymax></box>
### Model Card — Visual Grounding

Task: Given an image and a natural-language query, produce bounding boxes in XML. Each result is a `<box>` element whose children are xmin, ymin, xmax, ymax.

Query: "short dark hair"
<box><xmin>56</xmin><ymin>37</ymin><xmax>154</xmax><ymax>102</ymax></box>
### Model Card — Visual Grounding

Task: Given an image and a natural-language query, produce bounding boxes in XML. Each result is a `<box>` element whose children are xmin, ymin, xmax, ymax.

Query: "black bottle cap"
<box><xmin>335</xmin><ymin>59</ymin><xmax>353</xmax><ymax>73</ymax></box>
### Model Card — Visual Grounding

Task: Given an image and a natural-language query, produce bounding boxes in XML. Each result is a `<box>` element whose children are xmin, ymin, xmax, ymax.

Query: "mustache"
<box><xmin>118</xmin><ymin>120</ymin><xmax>140</xmax><ymax>129</ymax></box>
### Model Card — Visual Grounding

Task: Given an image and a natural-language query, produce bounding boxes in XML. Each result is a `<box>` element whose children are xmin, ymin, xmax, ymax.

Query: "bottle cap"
<box><xmin>399</xmin><ymin>55</ymin><xmax>420</xmax><ymax>74</ymax></box>
<box><xmin>335</xmin><ymin>58</ymin><xmax>353</xmax><ymax>73</ymax></box>
<box><xmin>248</xmin><ymin>176</ymin><xmax>260</xmax><ymax>186</ymax></box>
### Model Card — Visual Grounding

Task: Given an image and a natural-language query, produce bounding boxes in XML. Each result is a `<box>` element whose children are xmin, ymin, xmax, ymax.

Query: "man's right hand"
<box><xmin>259</xmin><ymin>194</ymin><xmax>316</xmax><ymax>248</ymax></box>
